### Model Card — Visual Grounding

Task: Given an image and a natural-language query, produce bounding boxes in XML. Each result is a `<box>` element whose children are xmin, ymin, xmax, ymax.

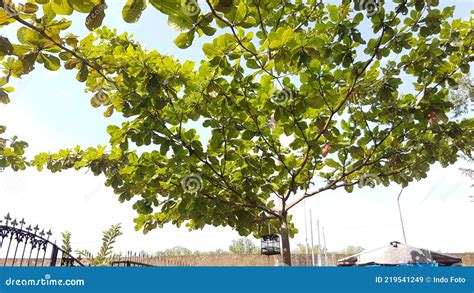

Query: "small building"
<box><xmin>337</xmin><ymin>241</ymin><xmax>462</xmax><ymax>267</ymax></box>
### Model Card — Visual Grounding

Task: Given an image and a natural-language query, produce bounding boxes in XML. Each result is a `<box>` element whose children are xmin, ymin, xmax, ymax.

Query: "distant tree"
<box><xmin>340</xmin><ymin>245</ymin><xmax>365</xmax><ymax>255</ymax></box>
<box><xmin>449</xmin><ymin>75</ymin><xmax>474</xmax><ymax>119</ymax></box>
<box><xmin>154</xmin><ymin>246</ymin><xmax>230</xmax><ymax>256</ymax></box>
<box><xmin>155</xmin><ymin>246</ymin><xmax>193</xmax><ymax>257</ymax></box>
<box><xmin>192</xmin><ymin>248</ymin><xmax>229</xmax><ymax>255</ymax></box>
<box><xmin>459</xmin><ymin>155</ymin><xmax>474</xmax><ymax>182</ymax></box>
<box><xmin>229</xmin><ymin>238</ymin><xmax>259</xmax><ymax>255</ymax></box>
<box><xmin>212</xmin><ymin>248</ymin><xmax>228</xmax><ymax>255</ymax></box>
<box><xmin>292</xmin><ymin>243</ymin><xmax>321</xmax><ymax>254</ymax></box>
<box><xmin>448</xmin><ymin>75</ymin><xmax>473</xmax><ymax>193</ymax></box>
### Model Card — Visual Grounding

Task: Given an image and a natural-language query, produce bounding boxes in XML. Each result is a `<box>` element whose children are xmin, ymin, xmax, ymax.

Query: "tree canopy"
<box><xmin>0</xmin><ymin>0</ymin><xmax>473</xmax><ymax>265</ymax></box>
<box><xmin>229</xmin><ymin>237</ymin><xmax>259</xmax><ymax>254</ymax></box>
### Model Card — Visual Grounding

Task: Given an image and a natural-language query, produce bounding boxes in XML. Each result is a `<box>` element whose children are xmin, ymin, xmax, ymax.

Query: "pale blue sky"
<box><xmin>0</xmin><ymin>1</ymin><xmax>473</xmax><ymax>255</ymax></box>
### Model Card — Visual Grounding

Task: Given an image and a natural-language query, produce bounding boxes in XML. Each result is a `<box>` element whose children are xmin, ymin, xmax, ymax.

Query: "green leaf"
<box><xmin>77</xmin><ymin>63</ymin><xmax>89</xmax><ymax>82</ymax></box>
<box><xmin>149</xmin><ymin>0</ymin><xmax>180</xmax><ymax>15</ymax></box>
<box><xmin>0</xmin><ymin>37</ymin><xmax>14</xmax><ymax>56</ymax></box>
<box><xmin>122</xmin><ymin>0</ymin><xmax>146</xmax><ymax>23</ymax></box>
<box><xmin>353</xmin><ymin>12</ymin><xmax>364</xmax><ymax>24</ymax></box>
<box><xmin>39</xmin><ymin>53</ymin><xmax>61</xmax><ymax>71</ymax></box>
<box><xmin>202</xmin><ymin>43</ymin><xmax>221</xmax><ymax>58</ymax></box>
<box><xmin>174</xmin><ymin>31</ymin><xmax>195</xmax><ymax>49</ymax></box>
<box><xmin>22</xmin><ymin>3</ymin><xmax>39</xmax><ymax>14</ymax></box>
<box><xmin>0</xmin><ymin>89</ymin><xmax>10</xmax><ymax>104</ymax></box>
<box><xmin>327</xmin><ymin>4</ymin><xmax>338</xmax><ymax>21</ymax></box>
<box><xmin>85</xmin><ymin>3</ymin><xmax>107</xmax><ymax>30</ymax></box>
<box><xmin>68</xmin><ymin>0</ymin><xmax>98</xmax><ymax>13</ymax></box>
<box><xmin>280</xmin><ymin>29</ymin><xmax>294</xmax><ymax>46</ymax></box>
<box><xmin>215</xmin><ymin>0</ymin><xmax>234</xmax><ymax>14</ymax></box>
<box><xmin>51</xmin><ymin>0</ymin><xmax>73</xmax><ymax>15</ymax></box>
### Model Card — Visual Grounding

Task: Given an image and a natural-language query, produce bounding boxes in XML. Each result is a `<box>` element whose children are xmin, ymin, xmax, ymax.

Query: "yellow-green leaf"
<box><xmin>122</xmin><ymin>0</ymin><xmax>146</xmax><ymax>23</ymax></box>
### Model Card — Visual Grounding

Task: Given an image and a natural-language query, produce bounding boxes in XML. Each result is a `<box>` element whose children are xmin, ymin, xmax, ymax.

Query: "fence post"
<box><xmin>50</xmin><ymin>245</ymin><xmax>58</xmax><ymax>267</ymax></box>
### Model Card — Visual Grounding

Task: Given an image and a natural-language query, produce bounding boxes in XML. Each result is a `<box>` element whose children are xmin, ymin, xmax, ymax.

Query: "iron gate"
<box><xmin>0</xmin><ymin>213</ymin><xmax>84</xmax><ymax>267</ymax></box>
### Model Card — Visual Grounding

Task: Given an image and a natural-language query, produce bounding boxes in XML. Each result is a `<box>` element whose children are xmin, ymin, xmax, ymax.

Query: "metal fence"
<box><xmin>0</xmin><ymin>212</ymin><xmax>189</xmax><ymax>267</ymax></box>
<box><xmin>0</xmin><ymin>212</ymin><xmax>83</xmax><ymax>267</ymax></box>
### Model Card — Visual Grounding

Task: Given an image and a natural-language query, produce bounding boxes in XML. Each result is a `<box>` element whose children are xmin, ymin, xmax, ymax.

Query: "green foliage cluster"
<box><xmin>229</xmin><ymin>237</ymin><xmax>259</xmax><ymax>254</ymax></box>
<box><xmin>1</xmin><ymin>0</ymin><xmax>473</xmax><ymax>265</ymax></box>
<box><xmin>154</xmin><ymin>246</ymin><xmax>228</xmax><ymax>256</ymax></box>
<box><xmin>66</xmin><ymin>223</ymin><xmax>123</xmax><ymax>266</ymax></box>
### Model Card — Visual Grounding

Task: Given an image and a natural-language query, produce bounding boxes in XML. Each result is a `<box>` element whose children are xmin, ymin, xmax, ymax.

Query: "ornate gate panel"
<box><xmin>0</xmin><ymin>213</ymin><xmax>84</xmax><ymax>267</ymax></box>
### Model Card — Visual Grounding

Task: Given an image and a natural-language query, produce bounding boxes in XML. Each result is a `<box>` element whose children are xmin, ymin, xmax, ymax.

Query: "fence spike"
<box><xmin>19</xmin><ymin>218</ymin><xmax>25</xmax><ymax>229</ymax></box>
<box><xmin>5</xmin><ymin>213</ymin><xmax>11</xmax><ymax>226</ymax></box>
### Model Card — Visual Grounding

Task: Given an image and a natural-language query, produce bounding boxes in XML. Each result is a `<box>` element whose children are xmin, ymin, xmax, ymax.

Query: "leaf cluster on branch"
<box><xmin>0</xmin><ymin>0</ymin><xmax>472</xmax><ymax>244</ymax></box>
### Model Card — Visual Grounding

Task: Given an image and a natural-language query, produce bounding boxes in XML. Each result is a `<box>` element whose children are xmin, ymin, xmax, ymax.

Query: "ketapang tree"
<box><xmin>0</xmin><ymin>0</ymin><xmax>472</xmax><ymax>265</ymax></box>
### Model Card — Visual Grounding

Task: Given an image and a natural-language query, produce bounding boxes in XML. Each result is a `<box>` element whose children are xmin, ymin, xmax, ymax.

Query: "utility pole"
<box><xmin>317</xmin><ymin>219</ymin><xmax>322</xmax><ymax>266</ymax></box>
<box><xmin>304</xmin><ymin>200</ymin><xmax>310</xmax><ymax>266</ymax></box>
<box><xmin>309</xmin><ymin>209</ymin><xmax>315</xmax><ymax>266</ymax></box>
<box><xmin>322</xmin><ymin>226</ymin><xmax>328</xmax><ymax>266</ymax></box>
<box><xmin>397</xmin><ymin>188</ymin><xmax>407</xmax><ymax>244</ymax></box>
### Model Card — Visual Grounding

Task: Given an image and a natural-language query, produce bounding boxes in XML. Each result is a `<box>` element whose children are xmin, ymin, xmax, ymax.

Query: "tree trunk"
<box><xmin>280</xmin><ymin>213</ymin><xmax>292</xmax><ymax>266</ymax></box>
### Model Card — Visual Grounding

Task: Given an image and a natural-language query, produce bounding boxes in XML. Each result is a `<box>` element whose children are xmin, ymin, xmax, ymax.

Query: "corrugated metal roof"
<box><xmin>337</xmin><ymin>241</ymin><xmax>462</xmax><ymax>266</ymax></box>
